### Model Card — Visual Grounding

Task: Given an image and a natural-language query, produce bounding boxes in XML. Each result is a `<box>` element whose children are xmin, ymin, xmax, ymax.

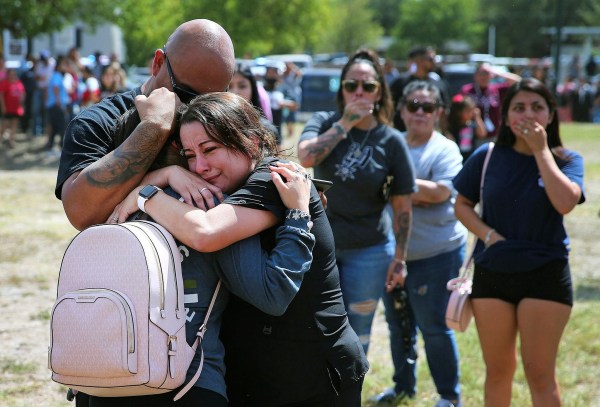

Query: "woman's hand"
<box><xmin>385</xmin><ymin>260</ymin><xmax>407</xmax><ymax>293</ymax></box>
<box><xmin>514</xmin><ymin>118</ymin><xmax>548</xmax><ymax>153</ymax></box>
<box><xmin>163</xmin><ymin>166</ymin><xmax>224</xmax><ymax>210</ymax></box>
<box><xmin>341</xmin><ymin>99</ymin><xmax>375</xmax><ymax>129</ymax></box>
<box><xmin>107</xmin><ymin>186</ymin><xmax>144</xmax><ymax>223</ymax></box>
<box><xmin>135</xmin><ymin>87</ymin><xmax>180</xmax><ymax>134</ymax></box>
<box><xmin>270</xmin><ymin>162</ymin><xmax>311</xmax><ymax>213</ymax></box>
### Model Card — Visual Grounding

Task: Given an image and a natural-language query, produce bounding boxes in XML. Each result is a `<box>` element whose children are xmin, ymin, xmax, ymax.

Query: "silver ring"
<box><xmin>303</xmin><ymin>173</ymin><xmax>310</xmax><ymax>180</ymax></box>
<box><xmin>112</xmin><ymin>217</ymin><xmax>118</xmax><ymax>223</ymax></box>
<box><xmin>200</xmin><ymin>187</ymin><xmax>208</xmax><ymax>193</ymax></box>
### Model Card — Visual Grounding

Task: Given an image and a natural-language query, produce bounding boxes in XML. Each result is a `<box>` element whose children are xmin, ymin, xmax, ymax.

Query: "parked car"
<box><xmin>441</xmin><ymin>63</ymin><xmax>476</xmax><ymax>97</ymax></box>
<box><xmin>300</xmin><ymin>67</ymin><xmax>341</xmax><ymax>113</ymax></box>
<box><xmin>264</xmin><ymin>54</ymin><xmax>314</xmax><ymax>70</ymax></box>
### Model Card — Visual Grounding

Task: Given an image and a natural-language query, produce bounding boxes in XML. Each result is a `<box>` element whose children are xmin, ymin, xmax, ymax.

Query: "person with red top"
<box><xmin>459</xmin><ymin>63</ymin><xmax>521</xmax><ymax>143</ymax></box>
<box><xmin>0</xmin><ymin>68</ymin><xmax>25</xmax><ymax>148</ymax></box>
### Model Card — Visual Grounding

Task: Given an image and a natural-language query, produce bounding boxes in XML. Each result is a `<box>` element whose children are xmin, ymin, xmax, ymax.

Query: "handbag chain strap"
<box><xmin>459</xmin><ymin>142</ymin><xmax>495</xmax><ymax>278</ymax></box>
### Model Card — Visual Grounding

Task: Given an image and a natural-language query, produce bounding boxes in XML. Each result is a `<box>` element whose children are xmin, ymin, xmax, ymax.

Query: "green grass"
<box><xmin>362</xmin><ymin>123</ymin><xmax>600</xmax><ymax>407</ymax></box>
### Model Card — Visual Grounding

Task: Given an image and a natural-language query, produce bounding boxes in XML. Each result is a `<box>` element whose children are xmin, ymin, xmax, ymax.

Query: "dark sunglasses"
<box><xmin>162</xmin><ymin>47</ymin><xmax>199</xmax><ymax>103</ymax></box>
<box><xmin>341</xmin><ymin>79</ymin><xmax>380</xmax><ymax>94</ymax></box>
<box><xmin>405</xmin><ymin>100</ymin><xmax>439</xmax><ymax>113</ymax></box>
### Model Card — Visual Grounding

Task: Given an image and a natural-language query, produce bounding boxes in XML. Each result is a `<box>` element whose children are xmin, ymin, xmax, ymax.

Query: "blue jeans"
<box><xmin>336</xmin><ymin>235</ymin><xmax>395</xmax><ymax>355</ymax></box>
<box><xmin>382</xmin><ymin>245</ymin><xmax>465</xmax><ymax>401</ymax></box>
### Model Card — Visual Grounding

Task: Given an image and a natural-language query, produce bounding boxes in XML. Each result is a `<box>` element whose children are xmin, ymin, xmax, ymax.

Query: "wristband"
<box><xmin>285</xmin><ymin>208</ymin><xmax>313</xmax><ymax>231</ymax></box>
<box><xmin>332</xmin><ymin>122</ymin><xmax>347</xmax><ymax>139</ymax></box>
<box><xmin>484</xmin><ymin>228</ymin><xmax>495</xmax><ymax>247</ymax></box>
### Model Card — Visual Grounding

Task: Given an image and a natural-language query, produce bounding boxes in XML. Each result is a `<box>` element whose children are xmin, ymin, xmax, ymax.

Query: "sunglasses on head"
<box><xmin>405</xmin><ymin>100</ymin><xmax>439</xmax><ymax>113</ymax></box>
<box><xmin>162</xmin><ymin>46</ymin><xmax>199</xmax><ymax>103</ymax></box>
<box><xmin>341</xmin><ymin>79</ymin><xmax>380</xmax><ymax>94</ymax></box>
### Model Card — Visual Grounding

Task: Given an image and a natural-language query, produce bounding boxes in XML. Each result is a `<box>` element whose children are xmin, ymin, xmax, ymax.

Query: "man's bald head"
<box><xmin>152</xmin><ymin>19</ymin><xmax>235</xmax><ymax>96</ymax></box>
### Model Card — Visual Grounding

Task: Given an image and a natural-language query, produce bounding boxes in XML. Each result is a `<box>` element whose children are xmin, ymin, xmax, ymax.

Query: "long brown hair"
<box><xmin>336</xmin><ymin>49</ymin><xmax>394</xmax><ymax>125</ymax></box>
<box><xmin>496</xmin><ymin>78</ymin><xmax>572</xmax><ymax>160</ymax></box>
<box><xmin>178</xmin><ymin>92</ymin><xmax>278</xmax><ymax>161</ymax></box>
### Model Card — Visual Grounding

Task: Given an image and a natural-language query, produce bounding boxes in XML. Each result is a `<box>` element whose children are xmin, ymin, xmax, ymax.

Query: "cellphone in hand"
<box><xmin>312</xmin><ymin>178</ymin><xmax>333</xmax><ymax>192</ymax></box>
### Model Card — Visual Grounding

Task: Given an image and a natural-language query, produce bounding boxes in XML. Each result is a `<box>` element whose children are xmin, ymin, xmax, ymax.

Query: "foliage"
<box><xmin>112</xmin><ymin>0</ymin><xmax>184</xmax><ymax>67</ymax></box>
<box><xmin>369</xmin><ymin>0</ymin><xmax>404</xmax><ymax>36</ymax></box>
<box><xmin>2</xmin><ymin>0</ymin><xmax>599</xmax><ymax>66</ymax></box>
<box><xmin>388</xmin><ymin>0</ymin><xmax>485</xmax><ymax>59</ymax></box>
<box><xmin>178</xmin><ymin>0</ymin><xmax>330</xmax><ymax>58</ymax></box>
<box><xmin>321</xmin><ymin>0</ymin><xmax>383</xmax><ymax>55</ymax></box>
<box><xmin>480</xmin><ymin>0</ymin><xmax>594</xmax><ymax>57</ymax></box>
<box><xmin>0</xmin><ymin>0</ymin><xmax>116</xmax><ymax>38</ymax></box>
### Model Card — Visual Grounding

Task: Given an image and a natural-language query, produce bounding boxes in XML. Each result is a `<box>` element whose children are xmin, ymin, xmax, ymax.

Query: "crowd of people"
<box><xmin>0</xmin><ymin>49</ymin><xmax>127</xmax><ymax>153</ymax></box>
<box><xmin>19</xmin><ymin>17</ymin><xmax>585</xmax><ymax>407</ymax></box>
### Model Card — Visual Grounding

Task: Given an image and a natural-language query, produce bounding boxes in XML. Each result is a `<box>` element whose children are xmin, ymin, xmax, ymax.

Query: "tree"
<box><xmin>178</xmin><ymin>0</ymin><xmax>330</xmax><ymax>57</ymax></box>
<box><xmin>389</xmin><ymin>0</ymin><xmax>484</xmax><ymax>59</ymax></box>
<box><xmin>113</xmin><ymin>0</ymin><xmax>183</xmax><ymax>66</ymax></box>
<box><xmin>0</xmin><ymin>0</ymin><xmax>116</xmax><ymax>38</ymax></box>
<box><xmin>369</xmin><ymin>0</ymin><xmax>403</xmax><ymax>36</ymax></box>
<box><xmin>481</xmin><ymin>0</ymin><xmax>593</xmax><ymax>58</ymax></box>
<box><xmin>320</xmin><ymin>0</ymin><xmax>383</xmax><ymax>54</ymax></box>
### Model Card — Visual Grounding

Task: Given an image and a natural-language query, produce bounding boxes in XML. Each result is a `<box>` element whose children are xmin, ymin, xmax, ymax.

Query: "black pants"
<box><xmin>75</xmin><ymin>386</ymin><xmax>227</xmax><ymax>407</ymax></box>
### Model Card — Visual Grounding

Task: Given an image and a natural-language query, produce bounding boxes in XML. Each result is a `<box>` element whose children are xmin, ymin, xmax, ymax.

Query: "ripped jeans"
<box><xmin>381</xmin><ymin>245</ymin><xmax>465</xmax><ymax>401</ymax></box>
<box><xmin>336</xmin><ymin>235</ymin><xmax>396</xmax><ymax>355</ymax></box>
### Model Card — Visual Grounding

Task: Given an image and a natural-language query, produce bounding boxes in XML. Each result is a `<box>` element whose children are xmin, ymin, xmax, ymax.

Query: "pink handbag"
<box><xmin>445</xmin><ymin>275</ymin><xmax>473</xmax><ymax>332</ymax></box>
<box><xmin>445</xmin><ymin>143</ymin><xmax>494</xmax><ymax>332</ymax></box>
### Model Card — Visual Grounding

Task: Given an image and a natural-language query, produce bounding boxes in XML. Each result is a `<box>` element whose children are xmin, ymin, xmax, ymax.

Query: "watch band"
<box><xmin>137</xmin><ymin>185</ymin><xmax>162</xmax><ymax>213</ymax></box>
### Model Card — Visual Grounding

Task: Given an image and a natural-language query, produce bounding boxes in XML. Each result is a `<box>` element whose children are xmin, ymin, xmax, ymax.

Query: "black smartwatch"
<box><xmin>137</xmin><ymin>185</ymin><xmax>162</xmax><ymax>213</ymax></box>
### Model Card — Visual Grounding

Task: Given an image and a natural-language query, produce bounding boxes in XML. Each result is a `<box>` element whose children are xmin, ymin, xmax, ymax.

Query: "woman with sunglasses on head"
<box><xmin>453</xmin><ymin>78</ymin><xmax>585</xmax><ymax>407</ymax></box>
<box><xmin>374</xmin><ymin>81</ymin><xmax>467</xmax><ymax>407</ymax></box>
<box><xmin>297</xmin><ymin>49</ymin><xmax>417</xmax><ymax>356</ymax></box>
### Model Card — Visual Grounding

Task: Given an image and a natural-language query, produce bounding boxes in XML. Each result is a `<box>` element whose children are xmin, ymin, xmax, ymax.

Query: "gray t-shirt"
<box><xmin>299</xmin><ymin>111</ymin><xmax>417</xmax><ymax>249</ymax></box>
<box><xmin>401</xmin><ymin>131</ymin><xmax>467</xmax><ymax>260</ymax></box>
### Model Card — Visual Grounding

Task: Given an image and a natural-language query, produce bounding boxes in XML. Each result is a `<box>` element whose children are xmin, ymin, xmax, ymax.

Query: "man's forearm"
<box><xmin>62</xmin><ymin>121</ymin><xmax>171</xmax><ymax>229</ymax></box>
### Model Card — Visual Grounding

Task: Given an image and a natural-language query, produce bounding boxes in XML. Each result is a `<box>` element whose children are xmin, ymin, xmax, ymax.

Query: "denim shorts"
<box><xmin>471</xmin><ymin>259</ymin><xmax>573</xmax><ymax>306</ymax></box>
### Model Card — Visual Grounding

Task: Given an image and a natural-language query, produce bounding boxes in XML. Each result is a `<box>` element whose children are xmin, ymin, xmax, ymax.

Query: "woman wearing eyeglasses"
<box><xmin>373</xmin><ymin>80</ymin><xmax>467</xmax><ymax>406</ymax></box>
<box><xmin>297</xmin><ymin>49</ymin><xmax>417</xmax><ymax>355</ymax></box>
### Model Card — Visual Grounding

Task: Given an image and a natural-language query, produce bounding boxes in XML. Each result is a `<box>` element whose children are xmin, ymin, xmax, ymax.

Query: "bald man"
<box><xmin>56</xmin><ymin>19</ymin><xmax>236</xmax><ymax>230</ymax></box>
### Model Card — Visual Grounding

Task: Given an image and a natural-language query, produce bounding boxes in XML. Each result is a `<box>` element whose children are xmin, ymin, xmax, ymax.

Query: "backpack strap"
<box><xmin>173</xmin><ymin>279</ymin><xmax>222</xmax><ymax>401</ymax></box>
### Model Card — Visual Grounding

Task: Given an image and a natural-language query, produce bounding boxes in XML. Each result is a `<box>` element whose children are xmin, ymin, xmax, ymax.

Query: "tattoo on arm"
<box><xmin>307</xmin><ymin>132</ymin><xmax>345</xmax><ymax>166</ymax></box>
<box><xmin>394</xmin><ymin>211</ymin><xmax>411</xmax><ymax>256</ymax></box>
<box><xmin>86</xmin><ymin>126</ymin><xmax>164</xmax><ymax>188</ymax></box>
<box><xmin>344</xmin><ymin>112</ymin><xmax>360</xmax><ymax>121</ymax></box>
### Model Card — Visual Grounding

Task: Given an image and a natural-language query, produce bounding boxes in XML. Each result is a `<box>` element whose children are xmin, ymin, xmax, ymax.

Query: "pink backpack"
<box><xmin>49</xmin><ymin>220</ymin><xmax>220</xmax><ymax>400</ymax></box>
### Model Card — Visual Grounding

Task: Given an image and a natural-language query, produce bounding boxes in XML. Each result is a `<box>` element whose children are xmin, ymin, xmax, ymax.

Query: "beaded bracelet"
<box><xmin>285</xmin><ymin>208</ymin><xmax>313</xmax><ymax>231</ymax></box>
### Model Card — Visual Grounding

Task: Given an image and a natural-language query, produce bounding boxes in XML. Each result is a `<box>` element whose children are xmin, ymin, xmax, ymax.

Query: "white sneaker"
<box><xmin>435</xmin><ymin>399</ymin><xmax>461</xmax><ymax>407</ymax></box>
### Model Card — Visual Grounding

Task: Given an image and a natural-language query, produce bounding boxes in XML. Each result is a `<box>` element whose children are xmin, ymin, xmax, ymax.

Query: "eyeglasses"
<box><xmin>162</xmin><ymin>47</ymin><xmax>199</xmax><ymax>103</ymax></box>
<box><xmin>341</xmin><ymin>79</ymin><xmax>380</xmax><ymax>94</ymax></box>
<box><xmin>405</xmin><ymin>100</ymin><xmax>439</xmax><ymax>113</ymax></box>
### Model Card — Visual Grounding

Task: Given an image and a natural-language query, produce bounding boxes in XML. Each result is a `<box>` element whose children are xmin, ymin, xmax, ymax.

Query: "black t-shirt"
<box><xmin>55</xmin><ymin>88</ymin><xmax>141</xmax><ymax>199</ymax></box>
<box><xmin>221</xmin><ymin>157</ymin><xmax>368</xmax><ymax>405</ymax></box>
